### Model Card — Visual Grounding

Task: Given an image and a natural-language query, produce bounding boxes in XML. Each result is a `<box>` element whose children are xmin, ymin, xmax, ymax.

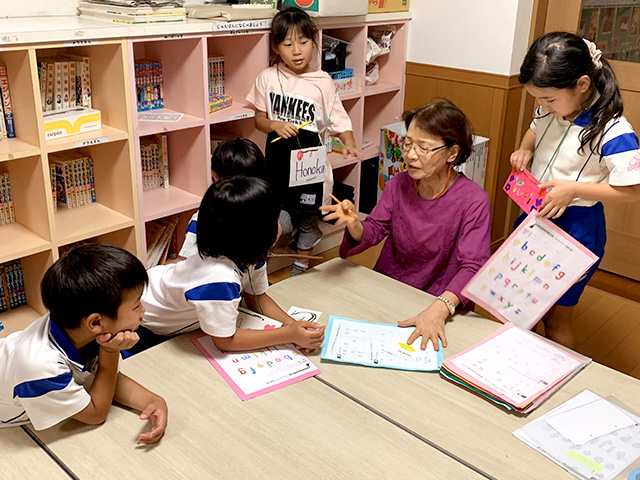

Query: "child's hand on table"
<box><xmin>137</xmin><ymin>397</ymin><xmax>168</xmax><ymax>445</ymax></box>
<box><xmin>287</xmin><ymin>321</ymin><xmax>325</xmax><ymax>351</ymax></box>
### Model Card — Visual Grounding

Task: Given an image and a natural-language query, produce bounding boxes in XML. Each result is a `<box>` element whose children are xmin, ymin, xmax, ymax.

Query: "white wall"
<box><xmin>407</xmin><ymin>0</ymin><xmax>534</xmax><ymax>76</ymax></box>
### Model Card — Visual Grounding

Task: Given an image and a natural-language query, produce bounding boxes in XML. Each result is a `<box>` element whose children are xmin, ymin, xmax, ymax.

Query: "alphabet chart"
<box><xmin>515</xmin><ymin>390</ymin><xmax>640</xmax><ymax>480</ymax></box>
<box><xmin>321</xmin><ymin>316</ymin><xmax>443</xmax><ymax>371</ymax></box>
<box><xmin>462</xmin><ymin>212</ymin><xmax>598</xmax><ymax>329</ymax></box>
<box><xmin>193</xmin><ymin>336</ymin><xmax>319</xmax><ymax>400</ymax></box>
<box><xmin>503</xmin><ymin>168</ymin><xmax>548</xmax><ymax>213</ymax></box>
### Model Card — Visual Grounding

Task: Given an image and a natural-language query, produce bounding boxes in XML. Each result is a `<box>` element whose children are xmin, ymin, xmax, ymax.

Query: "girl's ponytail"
<box><xmin>520</xmin><ymin>32</ymin><xmax>624</xmax><ymax>155</ymax></box>
<box><xmin>584</xmin><ymin>57</ymin><xmax>624</xmax><ymax>154</ymax></box>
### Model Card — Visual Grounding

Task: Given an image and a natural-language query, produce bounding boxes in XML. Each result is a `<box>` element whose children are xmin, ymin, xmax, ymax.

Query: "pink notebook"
<box><xmin>192</xmin><ymin>335</ymin><xmax>320</xmax><ymax>401</ymax></box>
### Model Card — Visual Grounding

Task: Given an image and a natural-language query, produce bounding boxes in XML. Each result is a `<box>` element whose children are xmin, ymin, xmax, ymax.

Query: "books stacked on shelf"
<box><xmin>208</xmin><ymin>56</ymin><xmax>225</xmax><ymax>96</ymax></box>
<box><xmin>37</xmin><ymin>55</ymin><xmax>92</xmax><ymax>112</ymax></box>
<box><xmin>135</xmin><ymin>59</ymin><xmax>164</xmax><ymax>111</ymax></box>
<box><xmin>0</xmin><ymin>65</ymin><xmax>16</xmax><ymax>139</ymax></box>
<box><xmin>440</xmin><ymin>323</ymin><xmax>590</xmax><ymax>414</ymax></box>
<box><xmin>49</xmin><ymin>163</ymin><xmax>57</xmax><ymax>212</ymax></box>
<box><xmin>0</xmin><ymin>260</ymin><xmax>27</xmax><ymax>313</ymax></box>
<box><xmin>209</xmin><ymin>93</ymin><xmax>232</xmax><ymax>114</ymax></box>
<box><xmin>78</xmin><ymin>1</ymin><xmax>186</xmax><ymax>24</ymax></box>
<box><xmin>146</xmin><ymin>215</ymin><xmax>180</xmax><ymax>268</ymax></box>
<box><xmin>208</xmin><ymin>56</ymin><xmax>231</xmax><ymax>114</ymax></box>
<box><xmin>141</xmin><ymin>134</ymin><xmax>170</xmax><ymax>190</ymax></box>
<box><xmin>0</xmin><ymin>172</ymin><xmax>16</xmax><ymax>226</ymax></box>
<box><xmin>49</xmin><ymin>151</ymin><xmax>97</xmax><ymax>209</ymax></box>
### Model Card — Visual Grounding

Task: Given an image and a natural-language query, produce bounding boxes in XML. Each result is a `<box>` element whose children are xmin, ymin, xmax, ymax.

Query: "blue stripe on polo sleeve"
<box><xmin>186</xmin><ymin>219</ymin><xmax>197</xmax><ymax>234</ymax></box>
<box><xmin>255</xmin><ymin>261</ymin><xmax>266</xmax><ymax>270</ymax></box>
<box><xmin>14</xmin><ymin>372</ymin><xmax>73</xmax><ymax>399</ymax></box>
<box><xmin>602</xmin><ymin>132</ymin><xmax>639</xmax><ymax>156</ymax></box>
<box><xmin>185</xmin><ymin>282</ymin><xmax>241</xmax><ymax>302</ymax></box>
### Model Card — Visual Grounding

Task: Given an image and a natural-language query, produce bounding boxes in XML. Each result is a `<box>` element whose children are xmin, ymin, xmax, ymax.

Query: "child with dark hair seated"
<box><xmin>142</xmin><ymin>176</ymin><xmax>325</xmax><ymax>352</ymax></box>
<box><xmin>0</xmin><ymin>243</ymin><xmax>167</xmax><ymax>444</ymax></box>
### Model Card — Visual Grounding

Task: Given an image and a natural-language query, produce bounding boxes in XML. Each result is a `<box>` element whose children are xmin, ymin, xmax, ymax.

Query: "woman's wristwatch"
<box><xmin>436</xmin><ymin>295</ymin><xmax>456</xmax><ymax>316</ymax></box>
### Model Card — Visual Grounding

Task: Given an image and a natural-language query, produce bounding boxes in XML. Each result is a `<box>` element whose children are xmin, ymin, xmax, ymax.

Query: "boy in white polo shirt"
<box><xmin>0</xmin><ymin>243</ymin><xmax>167</xmax><ymax>444</ymax></box>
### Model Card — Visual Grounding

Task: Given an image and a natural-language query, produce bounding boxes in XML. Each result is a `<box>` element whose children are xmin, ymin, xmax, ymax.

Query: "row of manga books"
<box><xmin>49</xmin><ymin>152</ymin><xmax>96</xmax><ymax>210</ymax></box>
<box><xmin>145</xmin><ymin>215</ymin><xmax>180</xmax><ymax>268</ymax></box>
<box><xmin>0</xmin><ymin>65</ymin><xmax>16</xmax><ymax>140</ymax></box>
<box><xmin>141</xmin><ymin>134</ymin><xmax>170</xmax><ymax>190</ymax></box>
<box><xmin>37</xmin><ymin>55</ymin><xmax>92</xmax><ymax>113</ymax></box>
<box><xmin>0</xmin><ymin>260</ymin><xmax>27</xmax><ymax>313</ymax></box>
<box><xmin>135</xmin><ymin>59</ymin><xmax>164</xmax><ymax>111</ymax></box>
<box><xmin>0</xmin><ymin>172</ymin><xmax>15</xmax><ymax>226</ymax></box>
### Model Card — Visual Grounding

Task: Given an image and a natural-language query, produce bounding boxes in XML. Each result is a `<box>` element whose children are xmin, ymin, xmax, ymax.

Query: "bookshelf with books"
<box><xmin>0</xmin><ymin>13</ymin><xmax>409</xmax><ymax>335</ymax></box>
<box><xmin>0</xmin><ymin>39</ymin><xmax>139</xmax><ymax>338</ymax></box>
<box><xmin>124</xmin><ymin>18</ymin><xmax>408</xmax><ymax>266</ymax></box>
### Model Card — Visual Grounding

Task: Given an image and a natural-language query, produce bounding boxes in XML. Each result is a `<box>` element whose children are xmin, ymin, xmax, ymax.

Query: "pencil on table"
<box><xmin>330</xmin><ymin>194</ymin><xmax>358</xmax><ymax>219</ymax></box>
<box><xmin>271</xmin><ymin>120</ymin><xmax>313</xmax><ymax>143</ymax></box>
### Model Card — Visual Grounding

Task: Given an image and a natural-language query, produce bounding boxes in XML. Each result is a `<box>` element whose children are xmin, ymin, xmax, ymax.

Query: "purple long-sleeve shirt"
<box><xmin>340</xmin><ymin>172</ymin><xmax>491</xmax><ymax>305</ymax></box>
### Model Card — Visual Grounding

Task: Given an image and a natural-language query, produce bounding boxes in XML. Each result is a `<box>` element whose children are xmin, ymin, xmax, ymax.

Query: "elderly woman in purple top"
<box><xmin>322</xmin><ymin>98</ymin><xmax>491</xmax><ymax>351</ymax></box>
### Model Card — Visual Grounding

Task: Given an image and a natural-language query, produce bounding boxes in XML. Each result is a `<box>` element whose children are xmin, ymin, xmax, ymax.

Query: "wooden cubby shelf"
<box><xmin>0</xmin><ymin>12</ymin><xmax>410</xmax><ymax>336</ymax></box>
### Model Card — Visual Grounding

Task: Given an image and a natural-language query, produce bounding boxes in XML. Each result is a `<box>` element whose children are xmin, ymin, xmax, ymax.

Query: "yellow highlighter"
<box><xmin>271</xmin><ymin>120</ymin><xmax>313</xmax><ymax>143</ymax></box>
<box><xmin>330</xmin><ymin>194</ymin><xmax>358</xmax><ymax>219</ymax></box>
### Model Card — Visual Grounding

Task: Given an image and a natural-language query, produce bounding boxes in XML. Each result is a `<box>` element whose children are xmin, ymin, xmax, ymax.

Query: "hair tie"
<box><xmin>583</xmin><ymin>38</ymin><xmax>603</xmax><ymax>70</ymax></box>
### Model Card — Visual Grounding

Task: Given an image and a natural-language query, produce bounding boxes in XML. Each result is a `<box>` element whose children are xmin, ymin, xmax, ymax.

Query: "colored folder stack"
<box><xmin>440</xmin><ymin>323</ymin><xmax>590</xmax><ymax>413</ymax></box>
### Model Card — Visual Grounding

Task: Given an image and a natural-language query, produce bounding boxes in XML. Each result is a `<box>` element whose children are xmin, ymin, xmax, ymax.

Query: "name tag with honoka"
<box><xmin>289</xmin><ymin>146</ymin><xmax>326</xmax><ymax>187</ymax></box>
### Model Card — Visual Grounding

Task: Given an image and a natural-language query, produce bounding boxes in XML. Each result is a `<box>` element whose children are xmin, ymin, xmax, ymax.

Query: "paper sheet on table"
<box><xmin>444</xmin><ymin>323</ymin><xmax>584</xmax><ymax>408</ymax></box>
<box><xmin>321</xmin><ymin>316</ymin><xmax>443</xmax><ymax>371</ymax></box>
<box><xmin>286</xmin><ymin>306</ymin><xmax>322</xmax><ymax>323</ymax></box>
<box><xmin>546</xmin><ymin>397</ymin><xmax>637</xmax><ymax>445</ymax></box>
<box><xmin>192</xmin><ymin>335</ymin><xmax>319</xmax><ymax>401</ymax></box>
<box><xmin>236</xmin><ymin>307</ymin><xmax>282</xmax><ymax>330</ymax></box>
<box><xmin>514</xmin><ymin>390</ymin><xmax>640</xmax><ymax>480</ymax></box>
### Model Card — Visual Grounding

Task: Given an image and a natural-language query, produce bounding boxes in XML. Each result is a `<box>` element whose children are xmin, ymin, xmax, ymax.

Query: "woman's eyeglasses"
<box><xmin>400</xmin><ymin>140</ymin><xmax>447</xmax><ymax>156</ymax></box>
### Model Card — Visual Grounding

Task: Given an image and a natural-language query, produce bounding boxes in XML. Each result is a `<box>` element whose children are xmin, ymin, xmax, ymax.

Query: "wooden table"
<box><xmin>267</xmin><ymin>259</ymin><xmax>640</xmax><ymax>480</ymax></box>
<box><xmin>31</xmin><ymin>330</ymin><xmax>487</xmax><ymax>479</ymax></box>
<box><xmin>1</xmin><ymin>426</ymin><xmax>69</xmax><ymax>480</ymax></box>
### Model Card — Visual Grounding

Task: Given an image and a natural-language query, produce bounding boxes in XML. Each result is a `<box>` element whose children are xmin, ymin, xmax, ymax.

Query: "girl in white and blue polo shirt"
<box><xmin>141</xmin><ymin>176</ymin><xmax>324</xmax><ymax>353</ymax></box>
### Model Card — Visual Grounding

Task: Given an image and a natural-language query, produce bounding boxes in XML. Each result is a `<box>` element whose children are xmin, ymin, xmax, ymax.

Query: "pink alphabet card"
<box><xmin>462</xmin><ymin>212</ymin><xmax>598</xmax><ymax>330</ymax></box>
<box><xmin>503</xmin><ymin>168</ymin><xmax>548</xmax><ymax>213</ymax></box>
<box><xmin>193</xmin><ymin>335</ymin><xmax>320</xmax><ymax>401</ymax></box>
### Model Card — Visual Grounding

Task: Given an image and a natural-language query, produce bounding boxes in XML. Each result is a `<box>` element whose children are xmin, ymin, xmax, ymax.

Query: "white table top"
<box><xmin>32</xmin><ymin>330</ymin><xmax>485</xmax><ymax>480</ymax></box>
<box><xmin>267</xmin><ymin>258</ymin><xmax>640</xmax><ymax>480</ymax></box>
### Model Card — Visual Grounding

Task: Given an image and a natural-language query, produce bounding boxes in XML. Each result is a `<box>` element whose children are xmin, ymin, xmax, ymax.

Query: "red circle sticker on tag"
<box><xmin>297</xmin><ymin>150</ymin><xmax>304</xmax><ymax>161</ymax></box>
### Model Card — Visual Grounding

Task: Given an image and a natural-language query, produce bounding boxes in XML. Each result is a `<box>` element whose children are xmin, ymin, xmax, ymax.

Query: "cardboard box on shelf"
<box><xmin>279</xmin><ymin>0</ymin><xmax>367</xmax><ymax>17</ymax></box>
<box><xmin>368</xmin><ymin>0</ymin><xmax>410</xmax><ymax>13</ymax></box>
<box><xmin>43</xmin><ymin>108</ymin><xmax>101</xmax><ymax>141</ymax></box>
<box><xmin>454</xmin><ymin>135</ymin><xmax>489</xmax><ymax>189</ymax></box>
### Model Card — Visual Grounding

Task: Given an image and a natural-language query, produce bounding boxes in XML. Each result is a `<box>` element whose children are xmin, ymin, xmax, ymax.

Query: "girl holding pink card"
<box><xmin>511</xmin><ymin>32</ymin><xmax>640</xmax><ymax>347</ymax></box>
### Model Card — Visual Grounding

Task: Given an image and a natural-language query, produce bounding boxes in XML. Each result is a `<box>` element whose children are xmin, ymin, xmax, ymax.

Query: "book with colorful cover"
<box><xmin>0</xmin><ymin>65</ymin><xmax>15</xmax><ymax>138</ymax></box>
